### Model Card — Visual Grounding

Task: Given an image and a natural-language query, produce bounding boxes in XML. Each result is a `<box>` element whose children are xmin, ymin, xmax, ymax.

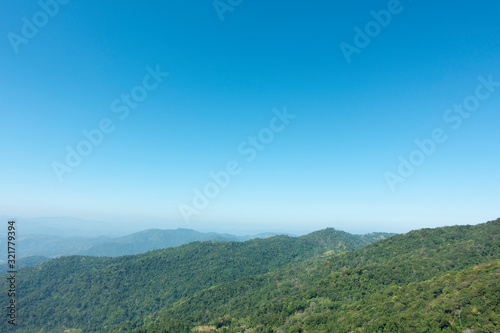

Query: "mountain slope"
<box><xmin>0</xmin><ymin>228</ymin><xmax>284</xmax><ymax>262</ymax></box>
<box><xmin>130</xmin><ymin>260</ymin><xmax>500</xmax><ymax>333</ymax></box>
<box><xmin>114</xmin><ymin>218</ymin><xmax>500</xmax><ymax>332</ymax></box>
<box><xmin>0</xmin><ymin>228</ymin><xmax>383</xmax><ymax>332</ymax></box>
<box><xmin>79</xmin><ymin>228</ymin><xmax>243</xmax><ymax>256</ymax></box>
<box><xmin>0</xmin><ymin>234</ymin><xmax>111</xmax><ymax>260</ymax></box>
<box><xmin>0</xmin><ymin>255</ymin><xmax>50</xmax><ymax>275</ymax></box>
<box><xmin>305</xmin><ymin>260</ymin><xmax>500</xmax><ymax>332</ymax></box>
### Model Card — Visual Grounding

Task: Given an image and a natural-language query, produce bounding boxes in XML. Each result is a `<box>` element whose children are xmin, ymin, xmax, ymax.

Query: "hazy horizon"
<box><xmin>1</xmin><ymin>214</ymin><xmax>497</xmax><ymax>239</ymax></box>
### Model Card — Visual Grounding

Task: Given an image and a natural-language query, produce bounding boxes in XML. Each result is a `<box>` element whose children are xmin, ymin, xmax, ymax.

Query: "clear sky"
<box><xmin>1</xmin><ymin>0</ymin><xmax>499</xmax><ymax>234</ymax></box>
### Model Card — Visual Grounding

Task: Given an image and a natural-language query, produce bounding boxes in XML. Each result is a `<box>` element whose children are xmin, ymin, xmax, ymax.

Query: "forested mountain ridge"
<box><xmin>125</xmin><ymin>259</ymin><xmax>500</xmax><ymax>333</ymax></box>
<box><xmin>3</xmin><ymin>219</ymin><xmax>497</xmax><ymax>332</ymax></box>
<box><xmin>0</xmin><ymin>227</ymin><xmax>388</xmax><ymax>332</ymax></box>
<box><xmin>0</xmin><ymin>255</ymin><xmax>50</xmax><ymax>275</ymax></box>
<box><xmin>109</xmin><ymin>218</ymin><xmax>500</xmax><ymax>332</ymax></box>
<box><xmin>0</xmin><ymin>234</ymin><xmax>112</xmax><ymax>261</ymax></box>
<box><xmin>78</xmin><ymin>228</ymin><xmax>243</xmax><ymax>257</ymax></box>
<box><xmin>0</xmin><ymin>228</ymin><xmax>278</xmax><ymax>261</ymax></box>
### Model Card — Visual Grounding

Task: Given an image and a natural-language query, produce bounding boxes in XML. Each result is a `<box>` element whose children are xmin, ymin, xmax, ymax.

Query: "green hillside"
<box><xmin>112</xmin><ymin>218</ymin><xmax>500</xmax><ymax>332</ymax></box>
<box><xmin>79</xmin><ymin>228</ymin><xmax>244</xmax><ymax>257</ymax></box>
<box><xmin>0</xmin><ymin>228</ymin><xmax>261</xmax><ymax>261</ymax></box>
<box><xmin>0</xmin><ymin>255</ymin><xmax>50</xmax><ymax>275</ymax></box>
<box><xmin>127</xmin><ymin>260</ymin><xmax>500</xmax><ymax>333</ymax></box>
<box><xmin>2</xmin><ymin>219</ymin><xmax>498</xmax><ymax>332</ymax></box>
<box><xmin>0</xmin><ymin>228</ymin><xmax>382</xmax><ymax>332</ymax></box>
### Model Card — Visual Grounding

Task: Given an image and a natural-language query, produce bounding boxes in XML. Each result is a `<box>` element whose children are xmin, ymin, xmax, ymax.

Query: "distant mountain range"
<box><xmin>0</xmin><ymin>226</ymin><xmax>396</xmax><ymax>331</ymax></box>
<box><xmin>73</xmin><ymin>228</ymin><xmax>291</xmax><ymax>257</ymax></box>
<box><xmin>0</xmin><ymin>218</ymin><xmax>497</xmax><ymax>332</ymax></box>
<box><xmin>0</xmin><ymin>228</ymin><xmax>294</xmax><ymax>266</ymax></box>
<box><xmin>0</xmin><ymin>215</ymin><xmax>306</xmax><ymax>238</ymax></box>
<box><xmin>0</xmin><ymin>226</ymin><xmax>393</xmax><ymax>274</ymax></box>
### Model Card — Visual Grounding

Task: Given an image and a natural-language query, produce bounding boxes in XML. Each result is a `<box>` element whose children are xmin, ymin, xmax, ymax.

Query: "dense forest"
<box><xmin>0</xmin><ymin>228</ymin><xmax>391</xmax><ymax>332</ymax></box>
<box><xmin>0</xmin><ymin>228</ymin><xmax>280</xmax><ymax>261</ymax></box>
<box><xmin>1</xmin><ymin>219</ymin><xmax>498</xmax><ymax>332</ymax></box>
<box><xmin>0</xmin><ymin>255</ymin><xmax>49</xmax><ymax>275</ymax></box>
<box><xmin>107</xmin><ymin>218</ymin><xmax>499</xmax><ymax>333</ymax></box>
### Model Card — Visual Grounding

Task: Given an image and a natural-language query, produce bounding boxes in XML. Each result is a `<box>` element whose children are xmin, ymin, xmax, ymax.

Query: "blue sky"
<box><xmin>1</xmin><ymin>0</ymin><xmax>499</xmax><ymax>234</ymax></box>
